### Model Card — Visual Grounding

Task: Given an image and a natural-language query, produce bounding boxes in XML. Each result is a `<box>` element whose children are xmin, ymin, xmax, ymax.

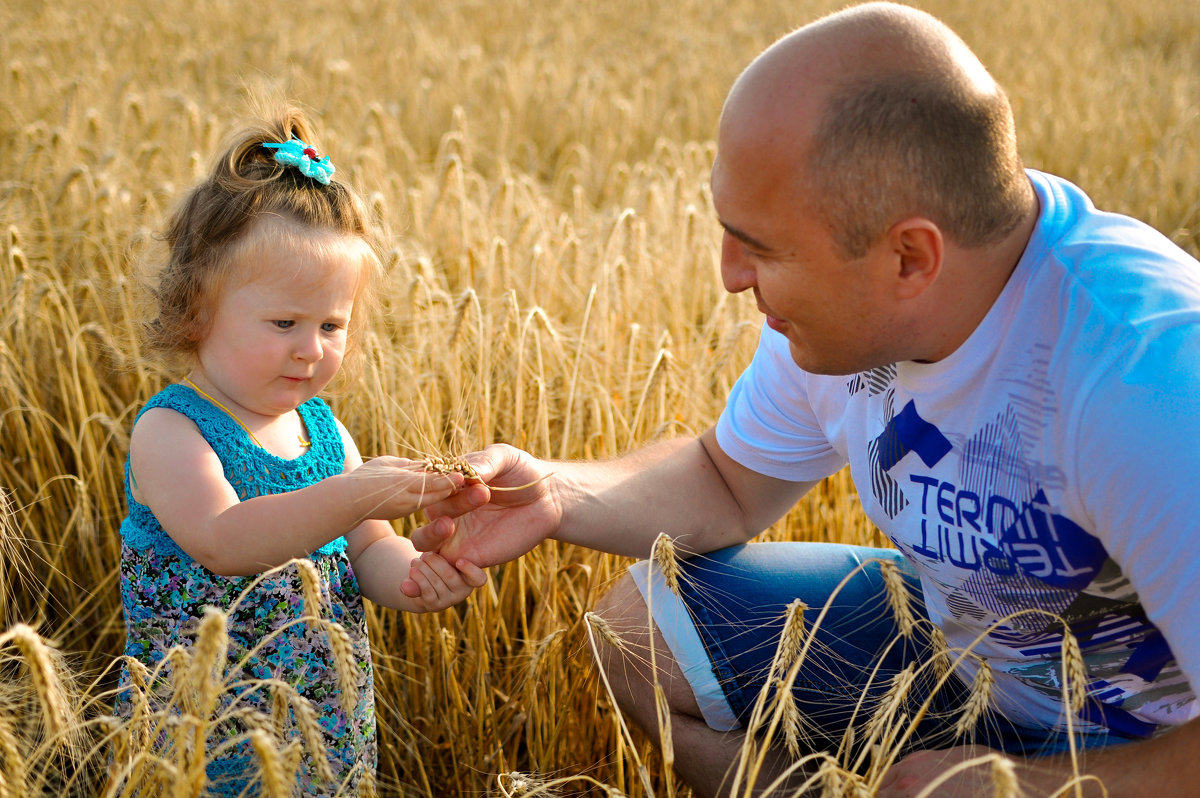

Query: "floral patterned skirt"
<box><xmin>115</xmin><ymin>543</ymin><xmax>376</xmax><ymax>796</ymax></box>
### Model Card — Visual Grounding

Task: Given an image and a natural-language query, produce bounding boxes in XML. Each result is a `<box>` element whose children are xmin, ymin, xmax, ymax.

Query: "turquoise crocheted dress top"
<box><xmin>115</xmin><ymin>384</ymin><xmax>375</xmax><ymax>795</ymax></box>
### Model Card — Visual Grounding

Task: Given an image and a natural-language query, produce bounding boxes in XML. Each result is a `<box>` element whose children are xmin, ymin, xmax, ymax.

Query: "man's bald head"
<box><xmin>720</xmin><ymin>2</ymin><xmax>1031</xmax><ymax>257</ymax></box>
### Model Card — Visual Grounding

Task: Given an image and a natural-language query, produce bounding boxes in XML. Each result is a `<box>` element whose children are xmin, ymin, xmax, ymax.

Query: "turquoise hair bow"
<box><xmin>262</xmin><ymin>137</ymin><xmax>336</xmax><ymax>185</ymax></box>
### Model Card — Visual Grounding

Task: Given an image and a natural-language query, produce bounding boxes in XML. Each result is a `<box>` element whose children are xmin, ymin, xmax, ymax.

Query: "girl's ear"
<box><xmin>186</xmin><ymin>305</ymin><xmax>212</xmax><ymax>344</ymax></box>
<box><xmin>886</xmin><ymin>217</ymin><xmax>943</xmax><ymax>300</ymax></box>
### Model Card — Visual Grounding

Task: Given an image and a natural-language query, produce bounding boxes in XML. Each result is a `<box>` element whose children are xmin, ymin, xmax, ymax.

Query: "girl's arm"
<box><xmin>339</xmin><ymin>426</ymin><xmax>487</xmax><ymax>611</ymax></box>
<box><xmin>346</xmin><ymin>526</ymin><xmax>487</xmax><ymax>611</ymax></box>
<box><xmin>129</xmin><ymin>407</ymin><xmax>463</xmax><ymax>576</ymax></box>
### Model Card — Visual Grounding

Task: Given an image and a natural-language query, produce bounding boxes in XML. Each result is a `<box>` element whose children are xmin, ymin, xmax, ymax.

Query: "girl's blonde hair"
<box><xmin>144</xmin><ymin>106</ymin><xmax>381</xmax><ymax>383</ymax></box>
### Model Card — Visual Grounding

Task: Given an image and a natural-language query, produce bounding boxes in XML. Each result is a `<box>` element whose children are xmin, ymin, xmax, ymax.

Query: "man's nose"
<box><xmin>720</xmin><ymin>232</ymin><xmax>755</xmax><ymax>294</ymax></box>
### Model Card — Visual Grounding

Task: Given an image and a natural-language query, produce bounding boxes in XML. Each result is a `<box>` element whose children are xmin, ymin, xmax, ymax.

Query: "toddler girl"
<box><xmin>114</xmin><ymin>108</ymin><xmax>486</xmax><ymax>794</ymax></box>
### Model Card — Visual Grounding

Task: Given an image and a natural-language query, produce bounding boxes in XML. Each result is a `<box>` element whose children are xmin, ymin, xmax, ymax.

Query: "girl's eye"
<box><xmin>321</xmin><ymin>322</ymin><xmax>342</xmax><ymax>333</ymax></box>
<box><xmin>273</xmin><ymin>320</ymin><xmax>295</xmax><ymax>330</ymax></box>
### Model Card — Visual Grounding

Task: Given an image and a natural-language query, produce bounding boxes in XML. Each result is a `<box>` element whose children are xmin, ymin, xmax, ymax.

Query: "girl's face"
<box><xmin>191</xmin><ymin>226</ymin><xmax>366</xmax><ymax>421</ymax></box>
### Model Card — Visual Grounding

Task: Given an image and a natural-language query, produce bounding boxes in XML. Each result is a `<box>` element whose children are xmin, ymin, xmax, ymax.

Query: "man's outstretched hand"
<box><xmin>412</xmin><ymin>443</ymin><xmax>561</xmax><ymax>568</ymax></box>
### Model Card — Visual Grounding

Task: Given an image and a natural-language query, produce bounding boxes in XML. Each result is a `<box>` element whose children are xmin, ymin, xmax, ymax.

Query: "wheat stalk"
<box><xmin>249</xmin><ymin>729</ymin><xmax>288</xmax><ymax>798</ymax></box>
<box><xmin>186</xmin><ymin>608</ymin><xmax>229</xmax><ymax>720</ymax></box>
<box><xmin>321</xmin><ymin>619</ymin><xmax>360</xmax><ymax>717</ymax></box>
<box><xmin>879</xmin><ymin>559</ymin><xmax>916</xmax><ymax>639</ymax></box>
<box><xmin>955</xmin><ymin>660</ymin><xmax>995</xmax><ymax>739</ymax></box>
<box><xmin>1061</xmin><ymin>629</ymin><xmax>1087</xmax><ymax>715</ymax></box>
<box><xmin>650</xmin><ymin>533</ymin><xmax>684</xmax><ymax>597</ymax></box>
<box><xmin>0</xmin><ymin>625</ymin><xmax>69</xmax><ymax>739</ymax></box>
<box><xmin>776</xmin><ymin>598</ymin><xmax>808</xmax><ymax>677</ymax></box>
<box><xmin>0</xmin><ymin>715</ymin><xmax>26</xmax><ymax>798</ymax></box>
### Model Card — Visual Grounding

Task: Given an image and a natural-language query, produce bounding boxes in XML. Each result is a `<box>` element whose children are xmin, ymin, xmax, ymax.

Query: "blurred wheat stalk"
<box><xmin>1</xmin><ymin>0</ymin><xmax>1196</xmax><ymax>794</ymax></box>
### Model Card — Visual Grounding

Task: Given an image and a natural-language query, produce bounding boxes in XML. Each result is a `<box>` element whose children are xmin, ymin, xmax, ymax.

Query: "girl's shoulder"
<box><xmin>129</xmin><ymin>384</ymin><xmax>206</xmax><ymax>444</ymax></box>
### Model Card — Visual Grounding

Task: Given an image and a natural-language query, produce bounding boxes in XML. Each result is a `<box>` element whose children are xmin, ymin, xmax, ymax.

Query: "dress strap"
<box><xmin>181</xmin><ymin>377</ymin><xmax>311</xmax><ymax>449</ymax></box>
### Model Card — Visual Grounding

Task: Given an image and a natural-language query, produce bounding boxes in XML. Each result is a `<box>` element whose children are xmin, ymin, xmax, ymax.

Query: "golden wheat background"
<box><xmin>1</xmin><ymin>0</ymin><xmax>1197</xmax><ymax>794</ymax></box>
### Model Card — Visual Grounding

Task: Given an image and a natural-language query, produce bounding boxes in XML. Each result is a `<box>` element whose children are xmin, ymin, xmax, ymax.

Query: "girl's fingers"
<box><xmin>418</xmin><ymin>551</ymin><xmax>460</xmax><ymax>584</ymax></box>
<box><xmin>413</xmin><ymin>470</ymin><xmax>463</xmax><ymax>494</ymax></box>
<box><xmin>407</xmin><ymin>562</ymin><xmax>433</xmax><ymax>596</ymax></box>
<box><xmin>411</xmin><ymin>556</ymin><xmax>453</xmax><ymax>605</ymax></box>
<box><xmin>455</xmin><ymin>559</ymin><xmax>488</xmax><ymax>588</ymax></box>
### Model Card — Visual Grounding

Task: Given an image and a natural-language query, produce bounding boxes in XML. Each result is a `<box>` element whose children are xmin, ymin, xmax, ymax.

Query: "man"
<box><xmin>415</xmin><ymin>3</ymin><xmax>1200</xmax><ymax>795</ymax></box>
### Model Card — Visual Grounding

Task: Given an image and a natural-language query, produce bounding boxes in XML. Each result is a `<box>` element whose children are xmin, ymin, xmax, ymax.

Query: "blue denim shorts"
<box><xmin>630</xmin><ymin>542</ymin><xmax>1099</xmax><ymax>759</ymax></box>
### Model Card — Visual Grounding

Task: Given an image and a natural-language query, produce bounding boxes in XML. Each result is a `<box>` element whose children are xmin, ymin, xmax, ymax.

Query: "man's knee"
<box><xmin>590</xmin><ymin>573</ymin><xmax>651</xmax><ymax>678</ymax></box>
<box><xmin>590</xmin><ymin>570</ymin><xmax>704</xmax><ymax>723</ymax></box>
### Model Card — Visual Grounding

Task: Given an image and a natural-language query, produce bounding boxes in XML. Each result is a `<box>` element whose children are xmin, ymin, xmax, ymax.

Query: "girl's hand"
<box><xmin>401</xmin><ymin>551</ymin><xmax>488</xmax><ymax>611</ymax></box>
<box><xmin>347</xmin><ymin>456</ymin><xmax>465</xmax><ymax>520</ymax></box>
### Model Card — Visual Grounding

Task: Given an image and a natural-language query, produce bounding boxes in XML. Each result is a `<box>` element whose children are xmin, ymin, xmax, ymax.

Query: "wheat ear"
<box><xmin>879</xmin><ymin>560</ymin><xmax>916</xmax><ymax>639</ymax></box>
<box><xmin>954</xmin><ymin>660</ymin><xmax>994</xmax><ymax>739</ymax></box>
<box><xmin>650</xmin><ymin>532</ymin><xmax>683</xmax><ymax>596</ymax></box>
<box><xmin>249</xmin><ymin>729</ymin><xmax>288</xmax><ymax>798</ymax></box>
<box><xmin>0</xmin><ymin>624</ymin><xmax>69</xmax><ymax>738</ymax></box>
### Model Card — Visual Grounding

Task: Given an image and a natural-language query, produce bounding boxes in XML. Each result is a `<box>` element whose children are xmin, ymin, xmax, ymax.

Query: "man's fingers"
<box><xmin>410</xmin><ymin>516</ymin><xmax>453</xmax><ymax>552</ymax></box>
<box><xmin>423</xmin><ymin>482</ymin><xmax>490</xmax><ymax>520</ymax></box>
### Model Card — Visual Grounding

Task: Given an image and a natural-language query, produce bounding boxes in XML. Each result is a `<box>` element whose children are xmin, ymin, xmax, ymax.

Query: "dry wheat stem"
<box><xmin>954</xmin><ymin>660</ymin><xmax>995</xmax><ymax>739</ymax></box>
<box><xmin>0</xmin><ymin>716</ymin><xmax>26</xmax><ymax>798</ymax></box>
<box><xmin>992</xmin><ymin>755</ymin><xmax>1022</xmax><ymax>798</ymax></box>
<box><xmin>870</xmin><ymin>607</ymin><xmax>1084</xmax><ymax>788</ymax></box>
<box><xmin>864</xmin><ymin>664</ymin><xmax>918</xmax><ymax>767</ymax></box>
<box><xmin>908</xmin><ymin>751</ymin><xmax>1013</xmax><ymax>798</ymax></box>
<box><xmin>1059</xmin><ymin>627</ymin><xmax>1087</xmax><ymax>798</ymax></box>
<box><xmin>186</xmin><ymin>607</ymin><xmax>229</xmax><ymax>720</ymax></box>
<box><xmin>582</xmin><ymin>611</ymin><xmax>653</xmax><ymax>796</ymax></box>
<box><xmin>650</xmin><ymin>533</ymin><xmax>683</xmax><ymax>598</ymax></box>
<box><xmin>751</xmin><ymin>752</ymin><xmax>844</xmax><ymax>798</ymax></box>
<box><xmin>842</xmin><ymin>633</ymin><xmax>923</xmax><ymax>776</ymax></box>
<box><xmin>498</xmin><ymin>769</ymin><xmax>627</xmax><ymax>796</ymax></box>
<box><xmin>654</xmin><ymin>681</ymin><xmax>677</xmax><ymax>798</ymax></box>
<box><xmin>322</xmin><ymin>619</ymin><xmax>361</xmax><ymax>716</ymax></box>
<box><xmin>776</xmin><ymin>598</ymin><xmax>808</xmax><ymax>676</ymax></box>
<box><xmin>733</xmin><ymin>560</ymin><xmax>876</xmax><ymax>797</ymax></box>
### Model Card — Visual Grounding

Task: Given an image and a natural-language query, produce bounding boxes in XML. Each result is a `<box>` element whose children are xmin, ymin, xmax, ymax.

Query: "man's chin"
<box><xmin>787</xmin><ymin>341</ymin><xmax>861</xmax><ymax>377</ymax></box>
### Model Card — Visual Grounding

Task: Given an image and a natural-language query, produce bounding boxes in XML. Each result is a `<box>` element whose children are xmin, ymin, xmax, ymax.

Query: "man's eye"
<box><xmin>273</xmin><ymin>320</ymin><xmax>295</xmax><ymax>330</ymax></box>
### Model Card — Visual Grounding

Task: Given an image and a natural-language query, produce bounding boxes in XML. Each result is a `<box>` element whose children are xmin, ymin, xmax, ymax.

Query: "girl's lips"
<box><xmin>765</xmin><ymin>315</ymin><xmax>786</xmax><ymax>333</ymax></box>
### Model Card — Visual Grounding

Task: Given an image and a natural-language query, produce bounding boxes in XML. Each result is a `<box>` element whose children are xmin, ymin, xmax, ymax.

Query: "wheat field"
<box><xmin>1</xmin><ymin>0</ymin><xmax>1197</xmax><ymax>795</ymax></box>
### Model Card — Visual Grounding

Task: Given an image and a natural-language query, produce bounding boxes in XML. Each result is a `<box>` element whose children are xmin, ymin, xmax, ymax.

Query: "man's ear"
<box><xmin>887</xmin><ymin>218</ymin><xmax>943</xmax><ymax>299</ymax></box>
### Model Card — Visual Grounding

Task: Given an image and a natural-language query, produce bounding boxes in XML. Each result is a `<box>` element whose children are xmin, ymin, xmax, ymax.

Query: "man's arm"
<box><xmin>554</xmin><ymin>427</ymin><xmax>818</xmax><ymax>556</ymax></box>
<box><xmin>413</xmin><ymin>427</ymin><xmax>819</xmax><ymax>566</ymax></box>
<box><xmin>878</xmin><ymin>716</ymin><xmax>1200</xmax><ymax>797</ymax></box>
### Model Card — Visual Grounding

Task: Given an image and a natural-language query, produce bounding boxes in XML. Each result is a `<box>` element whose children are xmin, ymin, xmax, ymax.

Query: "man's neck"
<box><xmin>915</xmin><ymin>182</ymin><xmax>1040</xmax><ymax>364</ymax></box>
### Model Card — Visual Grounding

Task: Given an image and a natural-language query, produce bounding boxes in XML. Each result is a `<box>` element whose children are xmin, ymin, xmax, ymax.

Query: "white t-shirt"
<box><xmin>716</xmin><ymin>170</ymin><xmax>1200</xmax><ymax>737</ymax></box>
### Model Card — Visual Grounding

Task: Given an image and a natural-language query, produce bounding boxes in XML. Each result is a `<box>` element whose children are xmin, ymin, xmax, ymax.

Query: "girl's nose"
<box><xmin>292</xmin><ymin>329</ymin><xmax>323</xmax><ymax>361</ymax></box>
